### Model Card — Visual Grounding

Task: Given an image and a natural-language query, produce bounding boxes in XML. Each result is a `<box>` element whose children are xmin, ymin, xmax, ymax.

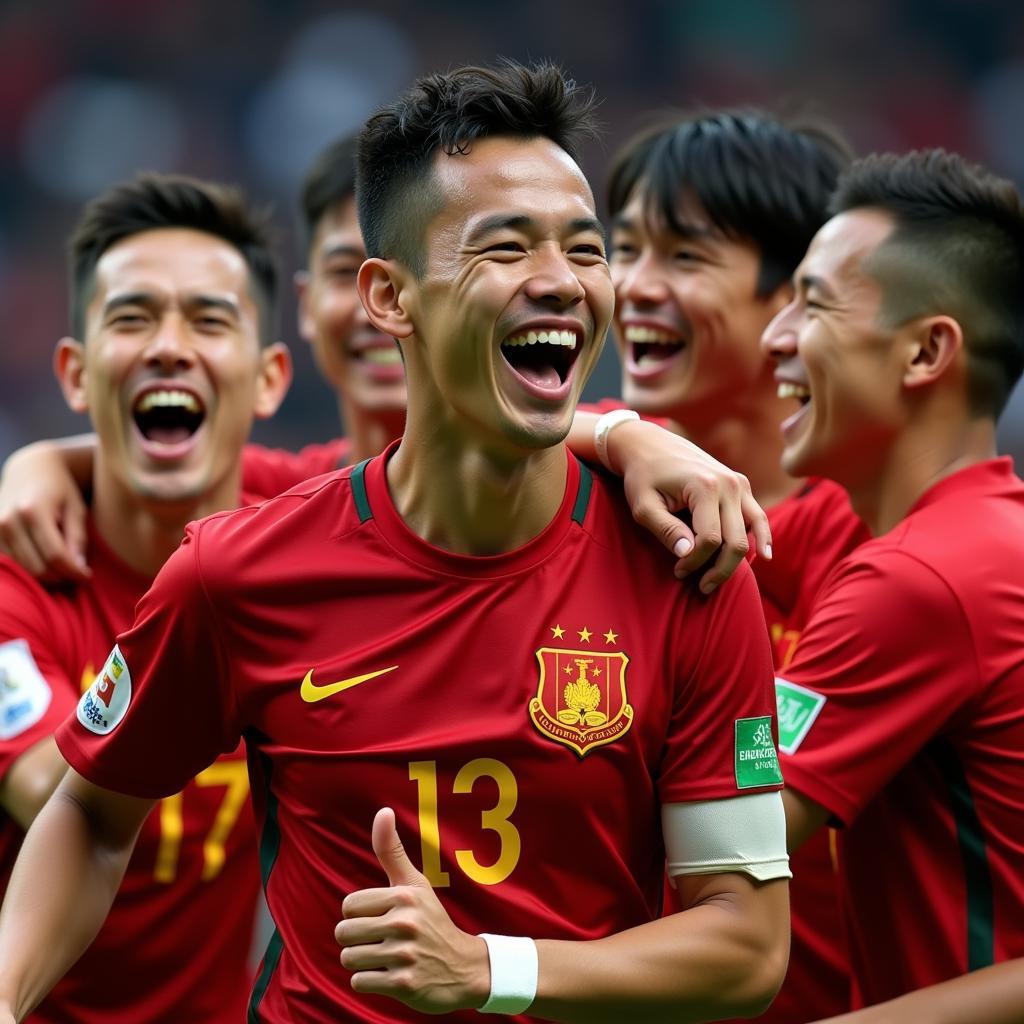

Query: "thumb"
<box><xmin>372</xmin><ymin>807</ymin><xmax>428</xmax><ymax>888</ymax></box>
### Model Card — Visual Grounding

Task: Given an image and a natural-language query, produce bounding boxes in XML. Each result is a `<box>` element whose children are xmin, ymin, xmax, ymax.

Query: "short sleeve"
<box><xmin>658</xmin><ymin>562</ymin><xmax>782</xmax><ymax>804</ymax></box>
<box><xmin>0</xmin><ymin>558</ymin><xmax>77</xmax><ymax>780</ymax></box>
<box><xmin>778</xmin><ymin>551</ymin><xmax>976</xmax><ymax>825</ymax></box>
<box><xmin>241</xmin><ymin>440</ymin><xmax>347</xmax><ymax>498</ymax></box>
<box><xmin>55</xmin><ymin>524</ymin><xmax>240</xmax><ymax>799</ymax></box>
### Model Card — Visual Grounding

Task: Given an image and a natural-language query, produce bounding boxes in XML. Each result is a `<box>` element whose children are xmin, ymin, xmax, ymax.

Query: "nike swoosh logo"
<box><xmin>300</xmin><ymin>665</ymin><xmax>398</xmax><ymax>703</ymax></box>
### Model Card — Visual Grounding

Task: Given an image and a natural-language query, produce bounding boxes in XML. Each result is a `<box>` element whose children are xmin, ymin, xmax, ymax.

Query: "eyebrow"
<box><xmin>102</xmin><ymin>291</ymin><xmax>241</xmax><ymax>318</ymax></box>
<box><xmin>465</xmin><ymin>213</ymin><xmax>606</xmax><ymax>247</ymax></box>
<box><xmin>799</xmin><ymin>274</ymin><xmax>838</xmax><ymax>301</ymax></box>
<box><xmin>320</xmin><ymin>243</ymin><xmax>364</xmax><ymax>260</ymax></box>
<box><xmin>610</xmin><ymin>212</ymin><xmax>716</xmax><ymax>242</ymax></box>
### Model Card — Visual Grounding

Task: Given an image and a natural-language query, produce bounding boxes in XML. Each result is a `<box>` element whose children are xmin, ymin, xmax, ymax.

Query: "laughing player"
<box><xmin>0</xmin><ymin>63</ymin><xmax>790</xmax><ymax>1023</ymax></box>
<box><xmin>0</xmin><ymin>175</ymin><xmax>291</xmax><ymax>1020</ymax></box>
<box><xmin>760</xmin><ymin>150</ymin><xmax>1024</xmax><ymax>1018</ymax></box>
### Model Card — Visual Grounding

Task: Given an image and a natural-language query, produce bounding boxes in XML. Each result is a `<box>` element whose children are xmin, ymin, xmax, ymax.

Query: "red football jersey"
<box><xmin>778</xmin><ymin>459</ymin><xmax>1024</xmax><ymax>1007</ymax></box>
<box><xmin>0</xmin><ymin>523</ymin><xmax>260</xmax><ymax>1024</ymax></box>
<box><xmin>241</xmin><ymin>437</ymin><xmax>351</xmax><ymax>498</ymax></box>
<box><xmin>58</xmin><ymin>446</ymin><xmax>782</xmax><ymax>1024</ymax></box>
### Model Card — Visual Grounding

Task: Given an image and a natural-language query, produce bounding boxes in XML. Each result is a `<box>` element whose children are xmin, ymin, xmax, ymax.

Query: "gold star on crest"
<box><xmin>564</xmin><ymin>664</ymin><xmax>574</xmax><ymax>675</ymax></box>
<box><xmin>603</xmin><ymin>629</ymin><xmax>618</xmax><ymax>644</ymax></box>
<box><xmin>551</xmin><ymin>625</ymin><xmax>565</xmax><ymax>639</ymax></box>
<box><xmin>578</xmin><ymin>627</ymin><xmax>592</xmax><ymax>643</ymax></box>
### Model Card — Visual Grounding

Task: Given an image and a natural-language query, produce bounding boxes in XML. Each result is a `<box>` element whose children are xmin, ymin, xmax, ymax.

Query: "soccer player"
<box><xmin>0</xmin><ymin>62</ymin><xmax>790</xmax><ymax>1023</ymax></box>
<box><xmin>0</xmin><ymin>174</ymin><xmax>292</xmax><ymax>1020</ymax></box>
<box><xmin>604</xmin><ymin>111</ymin><xmax>867</xmax><ymax>1022</ymax></box>
<box><xmin>760</xmin><ymin>149</ymin><xmax>1024</xmax><ymax>1018</ymax></box>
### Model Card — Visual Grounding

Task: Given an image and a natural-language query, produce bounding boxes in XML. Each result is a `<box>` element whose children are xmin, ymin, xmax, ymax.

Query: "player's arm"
<box><xmin>813</xmin><ymin>958</ymin><xmax>1024</xmax><ymax>1024</ymax></box>
<box><xmin>0</xmin><ymin>768</ymin><xmax>154</xmax><ymax>1022</ymax></box>
<box><xmin>567</xmin><ymin>409</ymin><xmax>772</xmax><ymax>594</ymax></box>
<box><xmin>0</xmin><ymin>435</ymin><xmax>95</xmax><ymax>581</ymax></box>
<box><xmin>782</xmin><ymin>787</ymin><xmax>830</xmax><ymax>852</ymax></box>
<box><xmin>338</xmin><ymin>801</ymin><xmax>789</xmax><ymax>1022</ymax></box>
<box><xmin>0</xmin><ymin>737</ymin><xmax>66</xmax><ymax>830</ymax></box>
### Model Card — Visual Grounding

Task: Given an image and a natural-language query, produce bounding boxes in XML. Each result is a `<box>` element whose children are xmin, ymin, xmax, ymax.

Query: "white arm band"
<box><xmin>593</xmin><ymin>408</ymin><xmax>640</xmax><ymax>472</ymax></box>
<box><xmin>662</xmin><ymin>791</ymin><xmax>791</xmax><ymax>882</ymax></box>
<box><xmin>477</xmin><ymin>933</ymin><xmax>538</xmax><ymax>1015</ymax></box>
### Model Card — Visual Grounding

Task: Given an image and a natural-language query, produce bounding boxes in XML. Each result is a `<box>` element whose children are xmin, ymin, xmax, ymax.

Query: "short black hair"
<box><xmin>300</xmin><ymin>133</ymin><xmax>359</xmax><ymax>255</ymax></box>
<box><xmin>356</xmin><ymin>59</ymin><xmax>599</xmax><ymax>276</ymax></box>
<box><xmin>831</xmin><ymin>149</ymin><xmax>1024</xmax><ymax>418</ymax></box>
<box><xmin>607</xmin><ymin>110</ymin><xmax>853</xmax><ymax>295</ymax></box>
<box><xmin>69</xmin><ymin>172</ymin><xmax>278</xmax><ymax>344</ymax></box>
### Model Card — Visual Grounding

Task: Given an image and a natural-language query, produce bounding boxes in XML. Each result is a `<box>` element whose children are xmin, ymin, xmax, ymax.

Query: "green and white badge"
<box><xmin>734</xmin><ymin>716</ymin><xmax>783</xmax><ymax>789</ymax></box>
<box><xmin>774</xmin><ymin>678</ymin><xmax>826</xmax><ymax>754</ymax></box>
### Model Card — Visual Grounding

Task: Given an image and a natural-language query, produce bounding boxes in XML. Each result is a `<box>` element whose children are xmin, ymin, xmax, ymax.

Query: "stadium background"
<box><xmin>1</xmin><ymin>0</ymin><xmax>1023</xmax><ymax>462</ymax></box>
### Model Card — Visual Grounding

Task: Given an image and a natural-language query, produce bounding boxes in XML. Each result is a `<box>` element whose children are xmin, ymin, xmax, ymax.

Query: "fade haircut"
<box><xmin>607</xmin><ymin>110</ymin><xmax>853</xmax><ymax>296</ymax></box>
<box><xmin>300</xmin><ymin>133</ymin><xmax>359</xmax><ymax>255</ymax></box>
<box><xmin>356</xmin><ymin>60</ymin><xmax>599</xmax><ymax>277</ymax></box>
<box><xmin>830</xmin><ymin>149</ymin><xmax>1024</xmax><ymax>418</ymax></box>
<box><xmin>69</xmin><ymin>172</ymin><xmax>279</xmax><ymax>344</ymax></box>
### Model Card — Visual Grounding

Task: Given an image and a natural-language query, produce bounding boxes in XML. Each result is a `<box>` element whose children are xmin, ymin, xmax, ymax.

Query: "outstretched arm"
<box><xmin>0</xmin><ymin>768</ymin><xmax>153</xmax><ymax>1022</ymax></box>
<box><xmin>0</xmin><ymin>435</ymin><xmax>96</xmax><ymax>581</ymax></box>
<box><xmin>567</xmin><ymin>410</ymin><xmax>772</xmax><ymax>594</ymax></box>
<box><xmin>813</xmin><ymin>959</ymin><xmax>1024</xmax><ymax>1024</ymax></box>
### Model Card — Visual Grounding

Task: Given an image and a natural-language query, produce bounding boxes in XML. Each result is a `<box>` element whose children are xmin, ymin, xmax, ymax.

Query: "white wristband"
<box><xmin>477</xmin><ymin>933</ymin><xmax>538</xmax><ymax>1015</ymax></box>
<box><xmin>593</xmin><ymin>408</ymin><xmax>640</xmax><ymax>472</ymax></box>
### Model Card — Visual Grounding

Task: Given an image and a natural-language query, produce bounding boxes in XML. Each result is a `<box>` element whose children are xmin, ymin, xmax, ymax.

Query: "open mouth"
<box><xmin>132</xmin><ymin>388</ymin><xmax>206</xmax><ymax>446</ymax></box>
<box><xmin>777</xmin><ymin>381</ymin><xmax>811</xmax><ymax>407</ymax></box>
<box><xmin>622</xmin><ymin>325</ymin><xmax>686</xmax><ymax>369</ymax></box>
<box><xmin>500</xmin><ymin>328</ymin><xmax>580</xmax><ymax>391</ymax></box>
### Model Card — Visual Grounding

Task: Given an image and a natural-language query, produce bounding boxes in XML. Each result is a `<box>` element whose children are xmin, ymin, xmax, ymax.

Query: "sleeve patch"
<box><xmin>775</xmin><ymin>677</ymin><xmax>826</xmax><ymax>755</ymax></box>
<box><xmin>0</xmin><ymin>639</ymin><xmax>52</xmax><ymax>740</ymax></box>
<box><xmin>734</xmin><ymin>716</ymin><xmax>783</xmax><ymax>789</ymax></box>
<box><xmin>76</xmin><ymin>645</ymin><xmax>132</xmax><ymax>736</ymax></box>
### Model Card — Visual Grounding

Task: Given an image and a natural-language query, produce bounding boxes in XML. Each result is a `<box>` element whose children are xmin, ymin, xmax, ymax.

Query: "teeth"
<box><xmin>362</xmin><ymin>346</ymin><xmax>402</xmax><ymax>365</ymax></box>
<box><xmin>777</xmin><ymin>382</ymin><xmax>811</xmax><ymax>401</ymax></box>
<box><xmin>623</xmin><ymin>325</ymin><xmax>681</xmax><ymax>345</ymax></box>
<box><xmin>502</xmin><ymin>329</ymin><xmax>578</xmax><ymax>349</ymax></box>
<box><xmin>135</xmin><ymin>389</ymin><xmax>201</xmax><ymax>414</ymax></box>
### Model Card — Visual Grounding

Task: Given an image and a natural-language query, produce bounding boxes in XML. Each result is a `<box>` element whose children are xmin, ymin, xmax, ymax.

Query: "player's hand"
<box><xmin>335</xmin><ymin>807</ymin><xmax>491</xmax><ymax>1014</ymax></box>
<box><xmin>0</xmin><ymin>442</ymin><xmax>89</xmax><ymax>582</ymax></box>
<box><xmin>607</xmin><ymin>418</ymin><xmax>771</xmax><ymax>593</ymax></box>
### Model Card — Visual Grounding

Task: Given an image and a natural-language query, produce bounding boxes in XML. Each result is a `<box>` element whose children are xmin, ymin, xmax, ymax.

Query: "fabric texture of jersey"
<box><xmin>779</xmin><ymin>458</ymin><xmax>1024</xmax><ymax>1007</ymax></box>
<box><xmin>241</xmin><ymin>437</ymin><xmax>351</xmax><ymax>498</ymax></box>
<box><xmin>58</xmin><ymin>444</ymin><xmax>780</xmax><ymax>1024</ymax></box>
<box><xmin>0</xmin><ymin>521</ymin><xmax>260</xmax><ymax>1024</ymax></box>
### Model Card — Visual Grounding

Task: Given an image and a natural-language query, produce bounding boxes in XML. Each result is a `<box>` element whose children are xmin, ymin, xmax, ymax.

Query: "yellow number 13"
<box><xmin>408</xmin><ymin>758</ymin><xmax>520</xmax><ymax>887</ymax></box>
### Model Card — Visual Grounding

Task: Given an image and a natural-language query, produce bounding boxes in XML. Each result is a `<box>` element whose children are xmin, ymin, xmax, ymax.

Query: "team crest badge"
<box><xmin>77</xmin><ymin>645</ymin><xmax>132</xmax><ymax>735</ymax></box>
<box><xmin>529</xmin><ymin>645</ymin><xmax>633</xmax><ymax>757</ymax></box>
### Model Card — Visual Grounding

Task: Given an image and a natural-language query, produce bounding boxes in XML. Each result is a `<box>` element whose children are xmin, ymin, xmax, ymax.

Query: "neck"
<box><xmin>386</xmin><ymin>424</ymin><xmax>568</xmax><ymax>556</ymax></box>
<box><xmin>845</xmin><ymin>414</ymin><xmax>997</xmax><ymax>536</ymax></box>
<box><xmin>339</xmin><ymin>397</ymin><xmax>405</xmax><ymax>465</ymax></box>
<box><xmin>91</xmin><ymin>459</ymin><xmax>242</xmax><ymax>577</ymax></box>
<box><xmin>672</xmin><ymin>391</ymin><xmax>804</xmax><ymax>509</ymax></box>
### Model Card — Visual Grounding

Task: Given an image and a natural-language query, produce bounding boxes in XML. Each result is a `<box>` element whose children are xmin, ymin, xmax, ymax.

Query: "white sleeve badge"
<box><xmin>77</xmin><ymin>645</ymin><xmax>131</xmax><ymax>735</ymax></box>
<box><xmin>0</xmin><ymin>638</ymin><xmax>52</xmax><ymax>741</ymax></box>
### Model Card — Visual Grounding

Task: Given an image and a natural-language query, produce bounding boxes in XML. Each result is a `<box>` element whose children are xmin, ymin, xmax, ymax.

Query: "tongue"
<box><xmin>145</xmin><ymin>425</ymin><xmax>193</xmax><ymax>445</ymax></box>
<box><xmin>514</xmin><ymin>363</ymin><xmax>561</xmax><ymax>389</ymax></box>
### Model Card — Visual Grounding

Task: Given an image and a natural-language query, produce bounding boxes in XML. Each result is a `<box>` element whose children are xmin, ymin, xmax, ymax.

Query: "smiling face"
<box><xmin>392</xmin><ymin>135</ymin><xmax>614</xmax><ymax>453</ymax></box>
<box><xmin>62</xmin><ymin>227</ymin><xmax>285</xmax><ymax>504</ymax></box>
<box><xmin>298</xmin><ymin>195</ymin><xmax>407</xmax><ymax>414</ymax></box>
<box><xmin>609</xmin><ymin>189</ymin><xmax>789</xmax><ymax>426</ymax></box>
<box><xmin>761</xmin><ymin>208</ymin><xmax>909</xmax><ymax>484</ymax></box>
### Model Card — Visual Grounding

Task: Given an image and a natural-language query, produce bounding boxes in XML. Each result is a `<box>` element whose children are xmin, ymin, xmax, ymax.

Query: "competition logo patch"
<box><xmin>734</xmin><ymin>716</ymin><xmax>784</xmax><ymax>789</ymax></box>
<box><xmin>774</xmin><ymin>677</ymin><xmax>826</xmax><ymax>754</ymax></box>
<box><xmin>0</xmin><ymin>638</ymin><xmax>52</xmax><ymax>741</ymax></box>
<box><xmin>529</xmin><ymin>632</ymin><xmax>632</xmax><ymax>757</ymax></box>
<box><xmin>77</xmin><ymin>645</ymin><xmax>131</xmax><ymax>735</ymax></box>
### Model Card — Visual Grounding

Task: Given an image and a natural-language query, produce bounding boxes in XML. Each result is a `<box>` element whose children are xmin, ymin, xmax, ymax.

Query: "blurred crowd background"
<box><xmin>2</xmin><ymin>0</ymin><xmax>1024</xmax><ymax>461</ymax></box>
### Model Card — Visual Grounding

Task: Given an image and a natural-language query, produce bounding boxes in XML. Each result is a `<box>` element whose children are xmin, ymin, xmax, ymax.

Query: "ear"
<box><xmin>53</xmin><ymin>338</ymin><xmax>89</xmax><ymax>414</ymax></box>
<box><xmin>294</xmin><ymin>269</ymin><xmax>314</xmax><ymax>345</ymax></box>
<box><xmin>357</xmin><ymin>258</ymin><xmax>414</xmax><ymax>340</ymax></box>
<box><xmin>253</xmin><ymin>342</ymin><xmax>293</xmax><ymax>420</ymax></box>
<box><xmin>903</xmin><ymin>316</ymin><xmax>963</xmax><ymax>391</ymax></box>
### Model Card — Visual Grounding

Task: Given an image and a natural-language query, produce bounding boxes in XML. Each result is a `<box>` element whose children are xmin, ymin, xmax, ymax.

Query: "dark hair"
<box><xmin>69</xmin><ymin>172</ymin><xmax>278</xmax><ymax>344</ymax></box>
<box><xmin>607</xmin><ymin>110</ymin><xmax>853</xmax><ymax>296</ymax></box>
<box><xmin>356</xmin><ymin>60</ymin><xmax>600</xmax><ymax>276</ymax></box>
<box><xmin>300</xmin><ymin>133</ymin><xmax>359</xmax><ymax>254</ymax></box>
<box><xmin>830</xmin><ymin>149</ymin><xmax>1024</xmax><ymax>418</ymax></box>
